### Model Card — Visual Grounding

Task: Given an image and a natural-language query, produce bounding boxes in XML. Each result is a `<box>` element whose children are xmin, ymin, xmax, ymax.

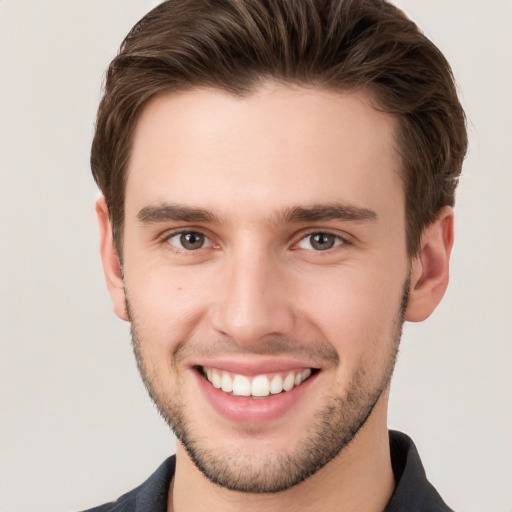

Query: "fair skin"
<box><xmin>97</xmin><ymin>83</ymin><xmax>453</xmax><ymax>512</ymax></box>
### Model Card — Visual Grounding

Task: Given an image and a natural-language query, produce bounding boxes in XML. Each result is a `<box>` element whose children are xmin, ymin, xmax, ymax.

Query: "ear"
<box><xmin>405</xmin><ymin>206</ymin><xmax>454</xmax><ymax>322</ymax></box>
<box><xmin>96</xmin><ymin>197</ymin><xmax>129</xmax><ymax>321</ymax></box>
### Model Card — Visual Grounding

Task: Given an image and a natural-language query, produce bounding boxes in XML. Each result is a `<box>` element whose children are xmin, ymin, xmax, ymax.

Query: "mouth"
<box><xmin>192</xmin><ymin>360</ymin><xmax>322</xmax><ymax>423</ymax></box>
<box><xmin>197</xmin><ymin>365</ymin><xmax>318</xmax><ymax>398</ymax></box>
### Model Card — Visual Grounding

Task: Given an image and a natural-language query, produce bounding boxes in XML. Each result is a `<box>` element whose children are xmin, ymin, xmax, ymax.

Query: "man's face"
<box><xmin>117</xmin><ymin>83</ymin><xmax>411</xmax><ymax>492</ymax></box>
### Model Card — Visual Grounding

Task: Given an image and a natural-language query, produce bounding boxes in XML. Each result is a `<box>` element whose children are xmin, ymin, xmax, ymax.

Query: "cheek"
<box><xmin>292</xmin><ymin>265</ymin><xmax>405</xmax><ymax>365</ymax></box>
<box><xmin>125</xmin><ymin>264</ymin><xmax>210</xmax><ymax>353</ymax></box>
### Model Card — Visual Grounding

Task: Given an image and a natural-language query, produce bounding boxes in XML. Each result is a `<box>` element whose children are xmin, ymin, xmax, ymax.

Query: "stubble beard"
<box><xmin>128</xmin><ymin>276</ymin><xmax>409</xmax><ymax>494</ymax></box>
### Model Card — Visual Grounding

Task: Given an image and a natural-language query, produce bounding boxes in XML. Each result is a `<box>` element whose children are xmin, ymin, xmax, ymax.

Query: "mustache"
<box><xmin>170</xmin><ymin>336</ymin><xmax>340</xmax><ymax>368</ymax></box>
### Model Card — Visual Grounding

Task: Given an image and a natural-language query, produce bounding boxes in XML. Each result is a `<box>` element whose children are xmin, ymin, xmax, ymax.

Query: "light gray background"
<box><xmin>1</xmin><ymin>1</ymin><xmax>511</xmax><ymax>511</ymax></box>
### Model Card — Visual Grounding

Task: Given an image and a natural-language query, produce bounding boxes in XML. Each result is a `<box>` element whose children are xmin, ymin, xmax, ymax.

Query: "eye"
<box><xmin>296</xmin><ymin>232</ymin><xmax>344</xmax><ymax>251</ymax></box>
<box><xmin>166</xmin><ymin>231</ymin><xmax>212</xmax><ymax>251</ymax></box>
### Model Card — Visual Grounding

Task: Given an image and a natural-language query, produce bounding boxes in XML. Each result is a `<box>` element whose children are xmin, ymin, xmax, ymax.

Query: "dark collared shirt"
<box><xmin>384</xmin><ymin>431</ymin><xmax>454</xmax><ymax>511</ymax></box>
<box><xmin>81</xmin><ymin>431</ymin><xmax>454</xmax><ymax>512</ymax></box>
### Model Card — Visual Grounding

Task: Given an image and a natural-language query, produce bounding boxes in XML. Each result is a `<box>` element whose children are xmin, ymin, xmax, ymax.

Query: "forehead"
<box><xmin>125</xmin><ymin>83</ymin><xmax>402</xmax><ymax>223</ymax></box>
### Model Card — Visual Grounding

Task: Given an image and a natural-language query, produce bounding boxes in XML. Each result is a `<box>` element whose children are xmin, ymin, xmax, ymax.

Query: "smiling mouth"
<box><xmin>198</xmin><ymin>366</ymin><xmax>318</xmax><ymax>398</ymax></box>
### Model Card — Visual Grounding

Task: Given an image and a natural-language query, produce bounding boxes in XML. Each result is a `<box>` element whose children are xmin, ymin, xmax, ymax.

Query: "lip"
<box><xmin>192</xmin><ymin>364</ymin><xmax>319</xmax><ymax>424</ymax></box>
<box><xmin>192</xmin><ymin>357</ymin><xmax>319</xmax><ymax>376</ymax></box>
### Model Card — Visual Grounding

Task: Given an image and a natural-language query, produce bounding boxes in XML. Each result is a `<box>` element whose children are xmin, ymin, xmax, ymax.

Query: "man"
<box><xmin>88</xmin><ymin>0</ymin><xmax>467</xmax><ymax>510</ymax></box>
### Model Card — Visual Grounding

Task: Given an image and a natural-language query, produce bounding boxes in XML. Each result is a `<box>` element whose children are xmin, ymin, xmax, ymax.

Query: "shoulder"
<box><xmin>76</xmin><ymin>456</ymin><xmax>176</xmax><ymax>512</ymax></box>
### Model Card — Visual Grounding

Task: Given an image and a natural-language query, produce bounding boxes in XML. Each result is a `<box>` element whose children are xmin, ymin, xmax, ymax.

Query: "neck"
<box><xmin>169</xmin><ymin>394</ymin><xmax>394</xmax><ymax>512</ymax></box>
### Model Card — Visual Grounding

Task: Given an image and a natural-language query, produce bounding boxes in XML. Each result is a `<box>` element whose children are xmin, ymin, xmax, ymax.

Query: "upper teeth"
<box><xmin>203</xmin><ymin>367</ymin><xmax>312</xmax><ymax>397</ymax></box>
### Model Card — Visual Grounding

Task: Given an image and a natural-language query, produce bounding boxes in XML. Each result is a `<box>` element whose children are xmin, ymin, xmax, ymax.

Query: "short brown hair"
<box><xmin>91</xmin><ymin>0</ymin><xmax>467</xmax><ymax>256</ymax></box>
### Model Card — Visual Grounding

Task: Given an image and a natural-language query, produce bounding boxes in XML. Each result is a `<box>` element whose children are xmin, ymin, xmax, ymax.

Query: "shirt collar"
<box><xmin>384</xmin><ymin>430</ymin><xmax>454</xmax><ymax>511</ymax></box>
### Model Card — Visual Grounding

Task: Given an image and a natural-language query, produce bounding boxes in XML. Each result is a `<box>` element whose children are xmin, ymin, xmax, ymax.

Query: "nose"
<box><xmin>210</xmin><ymin>247</ymin><xmax>295</xmax><ymax>348</ymax></box>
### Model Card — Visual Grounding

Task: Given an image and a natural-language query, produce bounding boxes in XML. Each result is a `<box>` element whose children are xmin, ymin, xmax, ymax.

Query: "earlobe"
<box><xmin>95</xmin><ymin>197</ymin><xmax>129</xmax><ymax>321</ymax></box>
<box><xmin>405</xmin><ymin>206</ymin><xmax>454</xmax><ymax>322</ymax></box>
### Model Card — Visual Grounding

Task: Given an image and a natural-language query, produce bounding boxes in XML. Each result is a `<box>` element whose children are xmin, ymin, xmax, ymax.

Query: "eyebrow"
<box><xmin>137</xmin><ymin>204</ymin><xmax>220</xmax><ymax>224</ymax></box>
<box><xmin>137</xmin><ymin>202</ymin><xmax>377</xmax><ymax>226</ymax></box>
<box><xmin>280</xmin><ymin>204</ymin><xmax>377</xmax><ymax>224</ymax></box>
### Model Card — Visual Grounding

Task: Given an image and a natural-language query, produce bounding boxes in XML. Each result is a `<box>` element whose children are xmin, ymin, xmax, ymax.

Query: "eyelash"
<box><xmin>162</xmin><ymin>228</ymin><xmax>351</xmax><ymax>254</ymax></box>
<box><xmin>292</xmin><ymin>230</ymin><xmax>349</xmax><ymax>252</ymax></box>
<box><xmin>163</xmin><ymin>230</ymin><xmax>215</xmax><ymax>253</ymax></box>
